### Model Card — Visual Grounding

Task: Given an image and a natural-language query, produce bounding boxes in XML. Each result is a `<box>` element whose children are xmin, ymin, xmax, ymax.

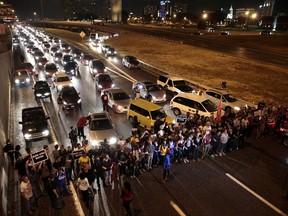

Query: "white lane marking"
<box><xmin>99</xmin><ymin>182</ymin><xmax>111</xmax><ymax>216</ymax></box>
<box><xmin>93</xmin><ymin>192</ymin><xmax>100</xmax><ymax>216</ymax></box>
<box><xmin>135</xmin><ymin>176</ymin><xmax>144</xmax><ymax>187</ymax></box>
<box><xmin>69</xmin><ymin>182</ymin><xmax>85</xmax><ymax>216</ymax></box>
<box><xmin>170</xmin><ymin>200</ymin><xmax>186</xmax><ymax>216</ymax></box>
<box><xmin>106</xmin><ymin>66</ymin><xmax>137</xmax><ymax>83</ymax></box>
<box><xmin>226</xmin><ymin>173</ymin><xmax>287</xmax><ymax>216</ymax></box>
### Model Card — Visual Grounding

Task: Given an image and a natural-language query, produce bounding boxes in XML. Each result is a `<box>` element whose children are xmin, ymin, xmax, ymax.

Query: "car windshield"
<box><xmin>46</xmin><ymin>64</ymin><xmax>57</xmax><ymax>70</ymax></box>
<box><xmin>17</xmin><ymin>71</ymin><xmax>28</xmax><ymax>76</ymax></box>
<box><xmin>202</xmin><ymin>100</ymin><xmax>217</xmax><ymax>112</ymax></box>
<box><xmin>57</xmin><ymin>76</ymin><xmax>70</xmax><ymax>82</ymax></box>
<box><xmin>128</xmin><ymin>56</ymin><xmax>137</xmax><ymax>62</ymax></box>
<box><xmin>151</xmin><ymin>108</ymin><xmax>167</xmax><ymax>120</ymax></box>
<box><xmin>223</xmin><ymin>94</ymin><xmax>237</xmax><ymax>103</ymax></box>
<box><xmin>90</xmin><ymin>119</ymin><xmax>113</xmax><ymax>130</ymax></box>
<box><xmin>62</xmin><ymin>89</ymin><xmax>77</xmax><ymax>97</ymax></box>
<box><xmin>113</xmin><ymin>92</ymin><xmax>130</xmax><ymax>100</ymax></box>
<box><xmin>23</xmin><ymin>111</ymin><xmax>45</xmax><ymax>123</ymax></box>
<box><xmin>147</xmin><ymin>85</ymin><xmax>160</xmax><ymax>92</ymax></box>
<box><xmin>35</xmin><ymin>82</ymin><xmax>48</xmax><ymax>89</ymax></box>
<box><xmin>93</xmin><ymin>61</ymin><xmax>104</xmax><ymax>68</ymax></box>
<box><xmin>174</xmin><ymin>80</ymin><xmax>186</xmax><ymax>86</ymax></box>
<box><xmin>99</xmin><ymin>75</ymin><xmax>112</xmax><ymax>82</ymax></box>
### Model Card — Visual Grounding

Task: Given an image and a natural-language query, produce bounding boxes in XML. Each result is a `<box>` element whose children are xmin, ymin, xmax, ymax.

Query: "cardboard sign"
<box><xmin>176</xmin><ymin>115</ymin><xmax>187</xmax><ymax>124</ymax></box>
<box><xmin>31</xmin><ymin>149</ymin><xmax>48</xmax><ymax>165</ymax></box>
<box><xmin>72</xmin><ymin>149</ymin><xmax>85</xmax><ymax>159</ymax></box>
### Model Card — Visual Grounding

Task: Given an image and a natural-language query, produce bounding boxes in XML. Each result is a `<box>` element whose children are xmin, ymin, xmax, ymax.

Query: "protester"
<box><xmin>101</xmin><ymin>92</ymin><xmax>109</xmax><ymax>111</ymax></box>
<box><xmin>3</xmin><ymin>138</ymin><xmax>15</xmax><ymax>166</ymax></box>
<box><xmin>77</xmin><ymin>172</ymin><xmax>90</xmax><ymax>209</ymax></box>
<box><xmin>20</xmin><ymin>175</ymin><xmax>36</xmax><ymax>214</ymax></box>
<box><xmin>77</xmin><ymin>116</ymin><xmax>89</xmax><ymax>139</ymax></box>
<box><xmin>121</xmin><ymin>181</ymin><xmax>134</xmax><ymax>216</ymax></box>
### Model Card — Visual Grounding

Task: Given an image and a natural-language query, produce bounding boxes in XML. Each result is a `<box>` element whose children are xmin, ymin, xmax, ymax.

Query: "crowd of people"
<box><xmin>3</xmin><ymin>101</ymin><xmax>288</xmax><ymax>215</ymax></box>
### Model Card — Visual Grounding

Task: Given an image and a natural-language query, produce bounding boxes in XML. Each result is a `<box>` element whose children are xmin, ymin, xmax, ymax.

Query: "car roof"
<box><xmin>90</xmin><ymin>112</ymin><xmax>109</xmax><ymax>120</ymax></box>
<box><xmin>173</xmin><ymin>93</ymin><xmax>208</xmax><ymax>102</ymax></box>
<box><xmin>130</xmin><ymin>99</ymin><xmax>163</xmax><ymax>111</ymax></box>
<box><xmin>55</xmin><ymin>71</ymin><xmax>68</xmax><ymax>77</ymax></box>
<box><xmin>97</xmin><ymin>73</ymin><xmax>110</xmax><ymax>77</ymax></box>
<box><xmin>61</xmin><ymin>86</ymin><xmax>77</xmax><ymax>92</ymax></box>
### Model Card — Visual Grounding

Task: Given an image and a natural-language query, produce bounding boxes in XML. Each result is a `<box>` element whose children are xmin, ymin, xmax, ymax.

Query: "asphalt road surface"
<box><xmin>10</xmin><ymin>26</ymin><xmax>288</xmax><ymax>216</ymax></box>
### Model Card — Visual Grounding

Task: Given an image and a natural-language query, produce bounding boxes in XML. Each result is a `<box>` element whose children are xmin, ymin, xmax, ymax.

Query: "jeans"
<box><xmin>202</xmin><ymin>144</ymin><xmax>211</xmax><ymax>159</ymax></box>
<box><xmin>193</xmin><ymin>146</ymin><xmax>200</xmax><ymax>159</ymax></box>
<box><xmin>220</xmin><ymin>142</ymin><xmax>227</xmax><ymax>154</ymax></box>
<box><xmin>147</xmin><ymin>154</ymin><xmax>153</xmax><ymax>169</ymax></box>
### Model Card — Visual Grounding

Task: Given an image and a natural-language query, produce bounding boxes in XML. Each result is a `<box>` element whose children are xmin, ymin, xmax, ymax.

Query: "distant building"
<box><xmin>64</xmin><ymin>0</ymin><xmax>96</xmax><ymax>20</ymax></box>
<box><xmin>144</xmin><ymin>4</ymin><xmax>158</xmax><ymax>17</ymax></box>
<box><xmin>158</xmin><ymin>0</ymin><xmax>170</xmax><ymax>18</ymax></box>
<box><xmin>260</xmin><ymin>0</ymin><xmax>275</xmax><ymax>16</ymax></box>
<box><xmin>0</xmin><ymin>4</ymin><xmax>16</xmax><ymax>22</ymax></box>
<box><xmin>172</xmin><ymin>3</ymin><xmax>188</xmax><ymax>16</ymax></box>
<box><xmin>103</xmin><ymin>0</ymin><xmax>122</xmax><ymax>22</ymax></box>
<box><xmin>226</xmin><ymin>5</ymin><xmax>233</xmax><ymax>20</ymax></box>
<box><xmin>235</xmin><ymin>8</ymin><xmax>256</xmax><ymax>18</ymax></box>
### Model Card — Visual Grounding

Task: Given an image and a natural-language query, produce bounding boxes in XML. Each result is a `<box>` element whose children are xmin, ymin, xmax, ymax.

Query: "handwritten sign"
<box><xmin>31</xmin><ymin>149</ymin><xmax>48</xmax><ymax>165</ymax></box>
<box><xmin>72</xmin><ymin>149</ymin><xmax>85</xmax><ymax>159</ymax></box>
<box><xmin>176</xmin><ymin>115</ymin><xmax>187</xmax><ymax>124</ymax></box>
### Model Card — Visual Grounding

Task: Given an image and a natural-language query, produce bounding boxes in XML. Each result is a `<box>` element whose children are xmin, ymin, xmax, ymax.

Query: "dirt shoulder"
<box><xmin>45</xmin><ymin>28</ymin><xmax>288</xmax><ymax>106</ymax></box>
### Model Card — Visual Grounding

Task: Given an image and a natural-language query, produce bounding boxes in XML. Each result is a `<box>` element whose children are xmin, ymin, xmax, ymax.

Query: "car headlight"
<box><xmin>36</xmin><ymin>93</ymin><xmax>42</xmax><ymax>96</ymax></box>
<box><xmin>104</xmin><ymin>68</ymin><xmax>107</xmax><ymax>72</ymax></box>
<box><xmin>92</xmin><ymin>140</ymin><xmax>99</xmax><ymax>146</ymax></box>
<box><xmin>109</xmin><ymin>137</ymin><xmax>117</xmax><ymax>144</ymax></box>
<box><xmin>152</xmin><ymin>96</ymin><xmax>156</xmax><ymax>100</ymax></box>
<box><xmin>15</xmin><ymin>79</ymin><xmax>20</xmax><ymax>84</ymax></box>
<box><xmin>111</xmin><ymin>84</ymin><xmax>115</xmax><ymax>87</ymax></box>
<box><xmin>71</xmin><ymin>70</ymin><xmax>74</xmax><ymax>72</ymax></box>
<box><xmin>59</xmin><ymin>84</ymin><xmax>63</xmax><ymax>88</ymax></box>
<box><xmin>234</xmin><ymin>106</ymin><xmax>240</xmax><ymax>111</ymax></box>
<box><xmin>24</xmin><ymin>133</ymin><xmax>32</xmax><ymax>139</ymax></box>
<box><xmin>98</xmin><ymin>84</ymin><xmax>102</xmax><ymax>88</ymax></box>
<box><xmin>26</xmin><ymin>78</ymin><xmax>30</xmax><ymax>82</ymax></box>
<box><xmin>77</xmin><ymin>99</ymin><xmax>81</xmax><ymax>104</ymax></box>
<box><xmin>172</xmin><ymin>119</ymin><xmax>176</xmax><ymax>124</ymax></box>
<box><xmin>63</xmin><ymin>101</ymin><xmax>67</xmax><ymax>105</ymax></box>
<box><xmin>42</xmin><ymin>130</ymin><xmax>49</xmax><ymax>136</ymax></box>
<box><xmin>163</xmin><ymin>94</ymin><xmax>166</xmax><ymax>98</ymax></box>
<box><xmin>113</xmin><ymin>58</ymin><xmax>118</xmax><ymax>63</ymax></box>
<box><xmin>44</xmin><ymin>92</ymin><xmax>50</xmax><ymax>96</ymax></box>
<box><xmin>93</xmin><ymin>69</ymin><xmax>98</xmax><ymax>72</ymax></box>
<box><xmin>35</xmin><ymin>56</ymin><xmax>39</xmax><ymax>59</ymax></box>
<box><xmin>38</xmin><ymin>62</ymin><xmax>42</xmax><ymax>65</ymax></box>
<box><xmin>69</xmin><ymin>83</ymin><xmax>73</xmax><ymax>86</ymax></box>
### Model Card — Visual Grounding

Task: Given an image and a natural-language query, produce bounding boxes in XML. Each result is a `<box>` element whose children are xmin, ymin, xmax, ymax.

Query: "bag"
<box><xmin>87</xmin><ymin>187</ymin><xmax>94</xmax><ymax>200</ymax></box>
<box><xmin>54</xmin><ymin>197</ymin><xmax>65</xmax><ymax>209</ymax></box>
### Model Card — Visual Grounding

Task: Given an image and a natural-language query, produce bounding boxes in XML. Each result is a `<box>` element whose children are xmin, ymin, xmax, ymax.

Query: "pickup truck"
<box><xmin>19</xmin><ymin>107</ymin><xmax>51</xmax><ymax>144</ymax></box>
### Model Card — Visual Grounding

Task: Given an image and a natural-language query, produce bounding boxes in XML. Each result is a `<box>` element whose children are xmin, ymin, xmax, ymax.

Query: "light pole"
<box><xmin>40</xmin><ymin>0</ymin><xmax>44</xmax><ymax>19</ymax></box>
<box><xmin>33</xmin><ymin>12</ymin><xmax>37</xmax><ymax>21</ymax></box>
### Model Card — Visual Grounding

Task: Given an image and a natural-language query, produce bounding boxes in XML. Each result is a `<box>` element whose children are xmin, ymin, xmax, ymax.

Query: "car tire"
<box><xmin>173</xmin><ymin>108</ymin><xmax>181</xmax><ymax>116</ymax></box>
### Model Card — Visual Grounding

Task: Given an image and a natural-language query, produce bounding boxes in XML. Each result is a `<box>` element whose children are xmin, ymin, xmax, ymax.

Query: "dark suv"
<box><xmin>33</xmin><ymin>80</ymin><xmax>52</xmax><ymax>101</ymax></box>
<box><xmin>19</xmin><ymin>107</ymin><xmax>50</xmax><ymax>144</ymax></box>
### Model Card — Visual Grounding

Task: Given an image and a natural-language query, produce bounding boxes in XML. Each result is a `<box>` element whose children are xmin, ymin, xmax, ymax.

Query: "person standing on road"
<box><xmin>77</xmin><ymin>116</ymin><xmax>89</xmax><ymax>139</ymax></box>
<box><xmin>219</xmin><ymin>128</ymin><xmax>229</xmax><ymax>156</ymax></box>
<box><xmin>121</xmin><ymin>181</ymin><xmax>134</xmax><ymax>216</ymax></box>
<box><xmin>68</xmin><ymin>126</ymin><xmax>78</xmax><ymax>150</ymax></box>
<box><xmin>101</xmin><ymin>92</ymin><xmax>109</xmax><ymax>111</ymax></box>
<box><xmin>162</xmin><ymin>148</ymin><xmax>171</xmax><ymax>184</ymax></box>
<box><xmin>20</xmin><ymin>175</ymin><xmax>35</xmax><ymax>215</ymax></box>
<box><xmin>3</xmin><ymin>138</ymin><xmax>15</xmax><ymax>166</ymax></box>
<box><xmin>77</xmin><ymin>172</ymin><xmax>90</xmax><ymax>209</ymax></box>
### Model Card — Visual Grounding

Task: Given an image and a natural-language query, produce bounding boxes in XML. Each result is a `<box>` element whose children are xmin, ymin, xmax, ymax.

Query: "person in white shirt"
<box><xmin>219</xmin><ymin>129</ymin><xmax>229</xmax><ymax>156</ymax></box>
<box><xmin>77</xmin><ymin>172</ymin><xmax>91</xmax><ymax>209</ymax></box>
<box><xmin>20</xmin><ymin>175</ymin><xmax>35</xmax><ymax>214</ymax></box>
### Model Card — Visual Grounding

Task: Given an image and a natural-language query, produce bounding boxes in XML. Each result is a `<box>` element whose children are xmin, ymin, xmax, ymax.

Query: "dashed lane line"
<box><xmin>226</xmin><ymin>173</ymin><xmax>287</xmax><ymax>216</ymax></box>
<box><xmin>170</xmin><ymin>200</ymin><xmax>187</xmax><ymax>216</ymax></box>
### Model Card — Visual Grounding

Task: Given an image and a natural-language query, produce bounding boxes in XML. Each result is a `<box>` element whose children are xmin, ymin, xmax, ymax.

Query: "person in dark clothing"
<box><xmin>68</xmin><ymin>126</ymin><xmax>78</xmax><ymax>150</ymax></box>
<box><xmin>121</xmin><ymin>181</ymin><xmax>134</xmax><ymax>216</ymax></box>
<box><xmin>3</xmin><ymin>139</ymin><xmax>15</xmax><ymax>166</ymax></box>
<box><xmin>101</xmin><ymin>93</ymin><xmax>109</xmax><ymax>111</ymax></box>
<box><xmin>47</xmin><ymin>174</ymin><xmax>61</xmax><ymax>209</ymax></box>
<box><xmin>20</xmin><ymin>54</ymin><xmax>25</xmax><ymax>63</ymax></box>
<box><xmin>92</xmin><ymin>156</ymin><xmax>105</xmax><ymax>189</ymax></box>
<box><xmin>77</xmin><ymin>116</ymin><xmax>88</xmax><ymax>139</ymax></box>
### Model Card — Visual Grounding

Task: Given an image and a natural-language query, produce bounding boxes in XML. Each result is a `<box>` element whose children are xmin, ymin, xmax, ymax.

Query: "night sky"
<box><xmin>4</xmin><ymin>0</ymin><xmax>264</xmax><ymax>20</ymax></box>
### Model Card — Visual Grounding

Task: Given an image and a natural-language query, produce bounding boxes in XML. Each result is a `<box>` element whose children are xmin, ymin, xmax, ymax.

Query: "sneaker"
<box><xmin>211</xmin><ymin>154</ymin><xmax>215</xmax><ymax>158</ymax></box>
<box><xmin>219</xmin><ymin>153</ymin><xmax>222</xmax><ymax>156</ymax></box>
<box><xmin>223</xmin><ymin>152</ymin><xmax>226</xmax><ymax>155</ymax></box>
<box><xmin>186</xmin><ymin>159</ymin><xmax>189</xmax><ymax>162</ymax></box>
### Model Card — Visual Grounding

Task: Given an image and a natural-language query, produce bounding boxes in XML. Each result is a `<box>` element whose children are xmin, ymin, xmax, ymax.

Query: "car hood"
<box><xmin>89</xmin><ymin>128</ymin><xmax>116</xmax><ymax>143</ymax></box>
<box><xmin>228</xmin><ymin>99</ymin><xmax>257</xmax><ymax>109</ymax></box>
<box><xmin>62</xmin><ymin>95</ymin><xmax>80</xmax><ymax>103</ymax></box>
<box><xmin>114</xmin><ymin>99</ymin><xmax>131</xmax><ymax>107</ymax></box>
<box><xmin>99</xmin><ymin>81</ymin><xmax>112</xmax><ymax>87</ymax></box>
<box><xmin>23</xmin><ymin>122</ymin><xmax>48</xmax><ymax>133</ymax></box>
<box><xmin>35</xmin><ymin>89</ymin><xmax>50</xmax><ymax>94</ymax></box>
<box><xmin>149</xmin><ymin>91</ymin><xmax>165</xmax><ymax>98</ymax></box>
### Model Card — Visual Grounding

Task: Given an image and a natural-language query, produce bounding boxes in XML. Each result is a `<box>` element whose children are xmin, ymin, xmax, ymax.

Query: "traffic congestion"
<box><xmin>9</xmin><ymin>23</ymin><xmax>288</xmax><ymax>216</ymax></box>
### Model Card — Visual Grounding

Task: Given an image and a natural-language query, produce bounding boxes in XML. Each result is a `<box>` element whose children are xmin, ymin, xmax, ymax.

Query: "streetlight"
<box><xmin>203</xmin><ymin>13</ymin><xmax>208</xmax><ymax>19</ymax></box>
<box><xmin>0</xmin><ymin>2</ymin><xmax>4</xmax><ymax>5</ymax></box>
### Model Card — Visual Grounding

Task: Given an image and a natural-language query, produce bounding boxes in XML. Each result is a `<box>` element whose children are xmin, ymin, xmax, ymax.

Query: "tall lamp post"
<box><xmin>40</xmin><ymin>0</ymin><xmax>44</xmax><ymax>19</ymax></box>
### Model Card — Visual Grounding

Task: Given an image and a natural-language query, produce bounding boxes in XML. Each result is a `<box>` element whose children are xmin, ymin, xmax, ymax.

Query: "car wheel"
<box><xmin>173</xmin><ymin>108</ymin><xmax>181</xmax><ymax>116</ymax></box>
<box><xmin>283</xmin><ymin>137</ymin><xmax>288</xmax><ymax>147</ymax></box>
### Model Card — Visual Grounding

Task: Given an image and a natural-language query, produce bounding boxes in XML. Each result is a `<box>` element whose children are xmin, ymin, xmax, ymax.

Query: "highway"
<box><xmin>10</xmin><ymin>25</ymin><xmax>288</xmax><ymax>216</ymax></box>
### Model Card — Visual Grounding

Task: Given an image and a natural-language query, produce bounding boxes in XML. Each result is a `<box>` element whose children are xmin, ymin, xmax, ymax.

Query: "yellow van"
<box><xmin>127</xmin><ymin>99</ymin><xmax>174</xmax><ymax>129</ymax></box>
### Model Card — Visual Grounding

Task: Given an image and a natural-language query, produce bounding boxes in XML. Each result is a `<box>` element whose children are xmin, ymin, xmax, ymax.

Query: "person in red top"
<box><xmin>121</xmin><ymin>181</ymin><xmax>134</xmax><ymax>216</ymax></box>
<box><xmin>77</xmin><ymin>116</ymin><xmax>89</xmax><ymax>139</ymax></box>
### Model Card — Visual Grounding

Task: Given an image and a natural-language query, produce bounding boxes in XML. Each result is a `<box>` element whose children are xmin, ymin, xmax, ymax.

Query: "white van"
<box><xmin>170</xmin><ymin>93</ymin><xmax>219</xmax><ymax>117</ymax></box>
